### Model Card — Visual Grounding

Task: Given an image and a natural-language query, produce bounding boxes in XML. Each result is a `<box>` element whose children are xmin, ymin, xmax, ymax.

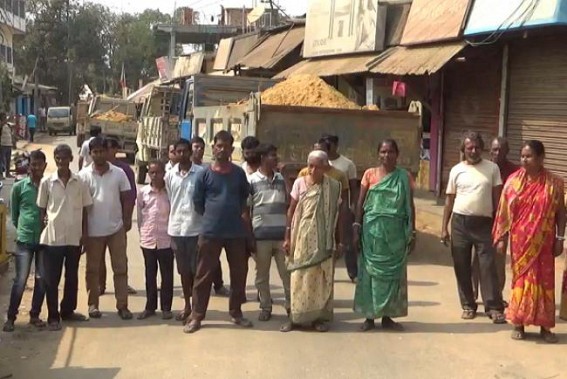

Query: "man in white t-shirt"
<box><xmin>441</xmin><ymin>131</ymin><xmax>506</xmax><ymax>324</ymax></box>
<box><xmin>320</xmin><ymin>134</ymin><xmax>359</xmax><ymax>282</ymax></box>
<box><xmin>78</xmin><ymin>126</ymin><xmax>102</xmax><ymax>170</ymax></box>
<box><xmin>79</xmin><ymin>136</ymin><xmax>134</xmax><ymax>320</ymax></box>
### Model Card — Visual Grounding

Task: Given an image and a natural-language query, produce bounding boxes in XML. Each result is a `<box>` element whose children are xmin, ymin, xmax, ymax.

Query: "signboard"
<box><xmin>304</xmin><ymin>0</ymin><xmax>387</xmax><ymax>58</ymax></box>
<box><xmin>155</xmin><ymin>57</ymin><xmax>172</xmax><ymax>81</ymax></box>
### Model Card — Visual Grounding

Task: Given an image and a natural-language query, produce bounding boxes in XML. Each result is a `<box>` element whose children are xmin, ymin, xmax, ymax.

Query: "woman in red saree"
<box><xmin>493</xmin><ymin>140</ymin><xmax>566</xmax><ymax>343</ymax></box>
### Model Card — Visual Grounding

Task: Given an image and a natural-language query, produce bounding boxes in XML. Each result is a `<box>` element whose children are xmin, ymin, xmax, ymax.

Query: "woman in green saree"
<box><xmin>282</xmin><ymin>150</ymin><xmax>343</xmax><ymax>333</ymax></box>
<box><xmin>353</xmin><ymin>139</ymin><xmax>416</xmax><ymax>331</ymax></box>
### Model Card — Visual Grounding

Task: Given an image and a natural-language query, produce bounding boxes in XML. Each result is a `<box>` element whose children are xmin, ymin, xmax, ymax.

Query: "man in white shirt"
<box><xmin>79</xmin><ymin>137</ymin><xmax>134</xmax><ymax>320</ymax></box>
<box><xmin>441</xmin><ymin>131</ymin><xmax>506</xmax><ymax>324</ymax></box>
<box><xmin>320</xmin><ymin>134</ymin><xmax>359</xmax><ymax>282</ymax></box>
<box><xmin>240</xmin><ymin>136</ymin><xmax>260</xmax><ymax>177</ymax></box>
<box><xmin>78</xmin><ymin>126</ymin><xmax>101</xmax><ymax>170</ymax></box>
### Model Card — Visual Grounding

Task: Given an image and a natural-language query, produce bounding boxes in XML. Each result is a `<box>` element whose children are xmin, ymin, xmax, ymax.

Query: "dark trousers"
<box><xmin>29</xmin><ymin>128</ymin><xmax>35</xmax><ymax>142</ymax></box>
<box><xmin>7</xmin><ymin>242</ymin><xmax>45</xmax><ymax>321</ymax></box>
<box><xmin>213</xmin><ymin>263</ymin><xmax>224</xmax><ymax>291</ymax></box>
<box><xmin>342</xmin><ymin>208</ymin><xmax>357</xmax><ymax>279</ymax></box>
<box><xmin>0</xmin><ymin>145</ymin><xmax>11</xmax><ymax>176</ymax></box>
<box><xmin>43</xmin><ymin>246</ymin><xmax>81</xmax><ymax>323</ymax></box>
<box><xmin>451</xmin><ymin>214</ymin><xmax>504</xmax><ymax>312</ymax></box>
<box><xmin>142</xmin><ymin>248</ymin><xmax>174</xmax><ymax>312</ymax></box>
<box><xmin>191</xmin><ymin>237</ymin><xmax>248</xmax><ymax>321</ymax></box>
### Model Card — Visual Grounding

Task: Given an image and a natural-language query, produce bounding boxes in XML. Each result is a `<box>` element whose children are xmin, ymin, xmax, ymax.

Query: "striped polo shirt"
<box><xmin>248</xmin><ymin>170</ymin><xmax>287</xmax><ymax>241</ymax></box>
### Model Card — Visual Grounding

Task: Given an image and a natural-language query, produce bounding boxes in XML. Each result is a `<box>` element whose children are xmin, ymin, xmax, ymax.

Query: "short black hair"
<box><xmin>523</xmin><ymin>140</ymin><xmax>545</xmax><ymax>157</ymax></box>
<box><xmin>104</xmin><ymin>137</ymin><xmax>120</xmax><ymax>149</ymax></box>
<box><xmin>213</xmin><ymin>130</ymin><xmax>234</xmax><ymax>145</ymax></box>
<box><xmin>148</xmin><ymin>159</ymin><xmax>166</xmax><ymax>171</ymax></box>
<box><xmin>89</xmin><ymin>136</ymin><xmax>106</xmax><ymax>152</ymax></box>
<box><xmin>256</xmin><ymin>143</ymin><xmax>277</xmax><ymax>159</ymax></box>
<box><xmin>379</xmin><ymin>139</ymin><xmax>399</xmax><ymax>154</ymax></box>
<box><xmin>321</xmin><ymin>134</ymin><xmax>339</xmax><ymax>145</ymax></box>
<box><xmin>54</xmin><ymin>144</ymin><xmax>73</xmax><ymax>157</ymax></box>
<box><xmin>191</xmin><ymin>136</ymin><xmax>205</xmax><ymax>146</ymax></box>
<box><xmin>90</xmin><ymin>126</ymin><xmax>102</xmax><ymax>137</ymax></box>
<box><xmin>174</xmin><ymin>138</ymin><xmax>191</xmax><ymax>151</ymax></box>
<box><xmin>315</xmin><ymin>140</ymin><xmax>331</xmax><ymax>153</ymax></box>
<box><xmin>29</xmin><ymin>149</ymin><xmax>46</xmax><ymax>162</ymax></box>
<box><xmin>241</xmin><ymin>136</ymin><xmax>260</xmax><ymax>150</ymax></box>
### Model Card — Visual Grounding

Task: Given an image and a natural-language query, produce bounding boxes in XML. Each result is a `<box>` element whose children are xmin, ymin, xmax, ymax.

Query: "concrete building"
<box><xmin>0</xmin><ymin>0</ymin><xmax>26</xmax><ymax>73</ymax></box>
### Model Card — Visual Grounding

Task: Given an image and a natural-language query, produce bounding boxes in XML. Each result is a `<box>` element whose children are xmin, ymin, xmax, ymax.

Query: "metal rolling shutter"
<box><xmin>441</xmin><ymin>51</ymin><xmax>501</xmax><ymax>187</ymax></box>
<box><xmin>507</xmin><ymin>37</ymin><xmax>567</xmax><ymax>179</ymax></box>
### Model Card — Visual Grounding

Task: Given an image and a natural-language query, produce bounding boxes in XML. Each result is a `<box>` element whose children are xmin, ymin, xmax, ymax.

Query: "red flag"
<box><xmin>120</xmin><ymin>63</ymin><xmax>126</xmax><ymax>89</ymax></box>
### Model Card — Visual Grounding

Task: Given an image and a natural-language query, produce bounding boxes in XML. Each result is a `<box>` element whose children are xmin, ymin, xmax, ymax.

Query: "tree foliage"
<box><xmin>14</xmin><ymin>0</ymin><xmax>171</xmax><ymax>103</ymax></box>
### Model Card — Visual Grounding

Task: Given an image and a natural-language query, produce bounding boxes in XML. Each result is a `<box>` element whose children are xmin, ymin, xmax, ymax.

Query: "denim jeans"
<box><xmin>6</xmin><ymin>242</ymin><xmax>45</xmax><ymax>321</ymax></box>
<box><xmin>0</xmin><ymin>145</ymin><xmax>11</xmax><ymax>176</ymax></box>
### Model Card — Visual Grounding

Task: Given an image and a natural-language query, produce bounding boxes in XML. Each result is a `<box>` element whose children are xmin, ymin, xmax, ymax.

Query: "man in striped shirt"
<box><xmin>248</xmin><ymin>143</ymin><xmax>290</xmax><ymax>322</ymax></box>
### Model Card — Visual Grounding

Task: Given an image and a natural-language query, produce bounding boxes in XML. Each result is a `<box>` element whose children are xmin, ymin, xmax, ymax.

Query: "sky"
<box><xmin>87</xmin><ymin>0</ymin><xmax>308</xmax><ymax>19</ymax></box>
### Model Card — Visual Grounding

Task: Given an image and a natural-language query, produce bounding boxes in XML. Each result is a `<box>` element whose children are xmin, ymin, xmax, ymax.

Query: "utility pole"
<box><xmin>67</xmin><ymin>0</ymin><xmax>72</xmax><ymax>105</ymax></box>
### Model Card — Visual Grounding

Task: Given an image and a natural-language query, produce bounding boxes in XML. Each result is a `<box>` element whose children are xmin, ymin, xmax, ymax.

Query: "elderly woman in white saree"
<box><xmin>281</xmin><ymin>151</ymin><xmax>343</xmax><ymax>332</ymax></box>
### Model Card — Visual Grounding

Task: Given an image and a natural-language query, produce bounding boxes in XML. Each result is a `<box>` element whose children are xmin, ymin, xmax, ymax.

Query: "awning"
<box><xmin>274</xmin><ymin>53</ymin><xmax>381</xmax><ymax>79</ymax></box>
<box><xmin>238</xmin><ymin>25</ymin><xmax>304</xmax><ymax>70</ymax></box>
<box><xmin>368</xmin><ymin>42</ymin><xmax>466</xmax><ymax>75</ymax></box>
<box><xmin>213</xmin><ymin>32</ymin><xmax>260</xmax><ymax>71</ymax></box>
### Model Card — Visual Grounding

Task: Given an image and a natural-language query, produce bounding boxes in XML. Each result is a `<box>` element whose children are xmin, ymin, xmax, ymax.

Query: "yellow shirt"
<box><xmin>298</xmin><ymin>166</ymin><xmax>349</xmax><ymax>193</ymax></box>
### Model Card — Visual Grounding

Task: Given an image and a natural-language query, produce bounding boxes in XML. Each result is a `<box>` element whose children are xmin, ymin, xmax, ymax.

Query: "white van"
<box><xmin>47</xmin><ymin>106</ymin><xmax>75</xmax><ymax>136</ymax></box>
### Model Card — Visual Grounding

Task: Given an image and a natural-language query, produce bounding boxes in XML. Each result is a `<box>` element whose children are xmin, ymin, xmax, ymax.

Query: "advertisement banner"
<box><xmin>304</xmin><ymin>0</ymin><xmax>386</xmax><ymax>58</ymax></box>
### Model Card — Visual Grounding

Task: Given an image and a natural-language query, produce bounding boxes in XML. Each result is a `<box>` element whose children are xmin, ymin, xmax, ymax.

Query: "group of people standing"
<box><xmin>3</xmin><ymin>127</ymin><xmax>567</xmax><ymax>340</ymax></box>
<box><xmin>442</xmin><ymin>133</ymin><xmax>567</xmax><ymax>343</ymax></box>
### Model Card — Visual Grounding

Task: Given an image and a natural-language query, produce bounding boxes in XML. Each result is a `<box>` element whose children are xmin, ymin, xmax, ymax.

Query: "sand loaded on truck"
<box><xmin>192</xmin><ymin>75</ymin><xmax>421</xmax><ymax>180</ymax></box>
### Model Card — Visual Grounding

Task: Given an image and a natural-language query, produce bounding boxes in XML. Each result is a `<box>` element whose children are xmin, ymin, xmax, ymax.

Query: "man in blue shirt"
<box><xmin>185</xmin><ymin>130</ymin><xmax>251</xmax><ymax>333</ymax></box>
<box><xmin>27</xmin><ymin>113</ymin><xmax>37</xmax><ymax>142</ymax></box>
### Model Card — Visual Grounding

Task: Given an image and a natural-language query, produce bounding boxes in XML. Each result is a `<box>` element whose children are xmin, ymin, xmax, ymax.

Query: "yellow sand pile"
<box><xmin>261</xmin><ymin>75</ymin><xmax>360</xmax><ymax>109</ymax></box>
<box><xmin>92</xmin><ymin>110</ymin><xmax>134</xmax><ymax>122</ymax></box>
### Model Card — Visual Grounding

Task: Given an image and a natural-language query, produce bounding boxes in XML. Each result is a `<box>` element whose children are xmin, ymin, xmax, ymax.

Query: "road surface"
<box><xmin>0</xmin><ymin>134</ymin><xmax>566</xmax><ymax>379</ymax></box>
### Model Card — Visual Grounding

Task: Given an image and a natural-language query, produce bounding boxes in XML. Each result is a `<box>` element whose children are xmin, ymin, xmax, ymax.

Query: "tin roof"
<box><xmin>273</xmin><ymin>52</ymin><xmax>381</xmax><ymax>79</ymax></box>
<box><xmin>237</xmin><ymin>25</ymin><xmax>305</xmax><ymax>69</ymax></box>
<box><xmin>213</xmin><ymin>32</ymin><xmax>261</xmax><ymax>71</ymax></box>
<box><xmin>368</xmin><ymin>41</ymin><xmax>466</xmax><ymax>75</ymax></box>
<box><xmin>401</xmin><ymin>0</ymin><xmax>472</xmax><ymax>45</ymax></box>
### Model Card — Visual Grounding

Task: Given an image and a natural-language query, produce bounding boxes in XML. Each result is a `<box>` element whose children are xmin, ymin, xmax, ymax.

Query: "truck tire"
<box><xmin>137</xmin><ymin>164</ymin><xmax>147</xmax><ymax>184</ymax></box>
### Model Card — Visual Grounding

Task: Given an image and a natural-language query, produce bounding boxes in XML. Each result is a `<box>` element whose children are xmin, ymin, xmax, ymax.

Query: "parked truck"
<box><xmin>77</xmin><ymin>95</ymin><xmax>138</xmax><ymax>162</ymax></box>
<box><xmin>135</xmin><ymin>75</ymin><xmax>280</xmax><ymax>183</ymax></box>
<box><xmin>191</xmin><ymin>93</ymin><xmax>421</xmax><ymax>180</ymax></box>
<box><xmin>136</xmin><ymin>85</ymin><xmax>181</xmax><ymax>183</ymax></box>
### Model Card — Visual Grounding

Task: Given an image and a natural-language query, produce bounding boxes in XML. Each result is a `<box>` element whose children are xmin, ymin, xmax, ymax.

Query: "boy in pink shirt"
<box><xmin>136</xmin><ymin>161</ymin><xmax>174</xmax><ymax>320</ymax></box>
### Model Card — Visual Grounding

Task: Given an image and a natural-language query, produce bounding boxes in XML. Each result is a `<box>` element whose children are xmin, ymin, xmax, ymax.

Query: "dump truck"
<box><xmin>77</xmin><ymin>96</ymin><xmax>138</xmax><ymax>162</ymax></box>
<box><xmin>177</xmin><ymin>74</ymin><xmax>280</xmax><ymax>139</ymax></box>
<box><xmin>191</xmin><ymin>93</ymin><xmax>421</xmax><ymax>180</ymax></box>
<box><xmin>135</xmin><ymin>75</ymin><xmax>280</xmax><ymax>183</ymax></box>
<box><xmin>136</xmin><ymin>85</ymin><xmax>181</xmax><ymax>183</ymax></box>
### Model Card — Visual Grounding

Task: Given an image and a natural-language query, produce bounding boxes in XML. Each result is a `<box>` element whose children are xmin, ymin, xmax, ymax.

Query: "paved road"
<box><xmin>0</xmin><ymin>134</ymin><xmax>566</xmax><ymax>379</ymax></box>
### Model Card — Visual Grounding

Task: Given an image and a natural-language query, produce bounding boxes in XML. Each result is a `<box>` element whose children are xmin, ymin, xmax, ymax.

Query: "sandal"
<box><xmin>258</xmin><ymin>310</ymin><xmax>272</xmax><ymax>322</ymax></box>
<box><xmin>511</xmin><ymin>326</ymin><xmax>525</xmax><ymax>340</ymax></box>
<box><xmin>61</xmin><ymin>312</ymin><xmax>88</xmax><ymax>322</ymax></box>
<box><xmin>176</xmin><ymin>310</ymin><xmax>191</xmax><ymax>323</ymax></box>
<box><xmin>540</xmin><ymin>328</ymin><xmax>558</xmax><ymax>344</ymax></box>
<box><xmin>313</xmin><ymin>321</ymin><xmax>329</xmax><ymax>332</ymax></box>
<box><xmin>231</xmin><ymin>317</ymin><xmax>253</xmax><ymax>328</ymax></box>
<box><xmin>382</xmin><ymin>317</ymin><xmax>404</xmax><ymax>331</ymax></box>
<box><xmin>29</xmin><ymin>318</ymin><xmax>47</xmax><ymax>328</ymax></box>
<box><xmin>488</xmin><ymin>311</ymin><xmax>507</xmax><ymax>324</ymax></box>
<box><xmin>461</xmin><ymin>309</ymin><xmax>477</xmax><ymax>320</ymax></box>
<box><xmin>360</xmin><ymin>319</ymin><xmax>375</xmax><ymax>332</ymax></box>
<box><xmin>280</xmin><ymin>321</ymin><xmax>293</xmax><ymax>333</ymax></box>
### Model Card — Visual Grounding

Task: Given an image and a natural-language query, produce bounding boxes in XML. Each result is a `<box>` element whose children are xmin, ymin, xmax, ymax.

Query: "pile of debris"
<box><xmin>260</xmin><ymin>75</ymin><xmax>361</xmax><ymax>110</ymax></box>
<box><xmin>92</xmin><ymin>110</ymin><xmax>134</xmax><ymax>122</ymax></box>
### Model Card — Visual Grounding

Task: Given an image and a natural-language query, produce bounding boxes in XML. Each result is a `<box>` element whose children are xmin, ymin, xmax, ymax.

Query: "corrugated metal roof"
<box><xmin>401</xmin><ymin>0</ymin><xmax>472</xmax><ymax>45</ymax></box>
<box><xmin>273</xmin><ymin>52</ymin><xmax>380</xmax><ymax>79</ymax></box>
<box><xmin>237</xmin><ymin>26</ymin><xmax>304</xmax><ymax>69</ymax></box>
<box><xmin>213</xmin><ymin>32</ymin><xmax>261</xmax><ymax>71</ymax></box>
<box><xmin>385</xmin><ymin>2</ymin><xmax>412</xmax><ymax>46</ymax></box>
<box><xmin>368</xmin><ymin>42</ymin><xmax>466</xmax><ymax>75</ymax></box>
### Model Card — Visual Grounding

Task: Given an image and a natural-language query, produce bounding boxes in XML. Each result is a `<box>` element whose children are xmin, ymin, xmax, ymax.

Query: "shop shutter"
<box><xmin>441</xmin><ymin>49</ymin><xmax>501</xmax><ymax>188</ymax></box>
<box><xmin>507</xmin><ymin>36</ymin><xmax>567</xmax><ymax>179</ymax></box>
